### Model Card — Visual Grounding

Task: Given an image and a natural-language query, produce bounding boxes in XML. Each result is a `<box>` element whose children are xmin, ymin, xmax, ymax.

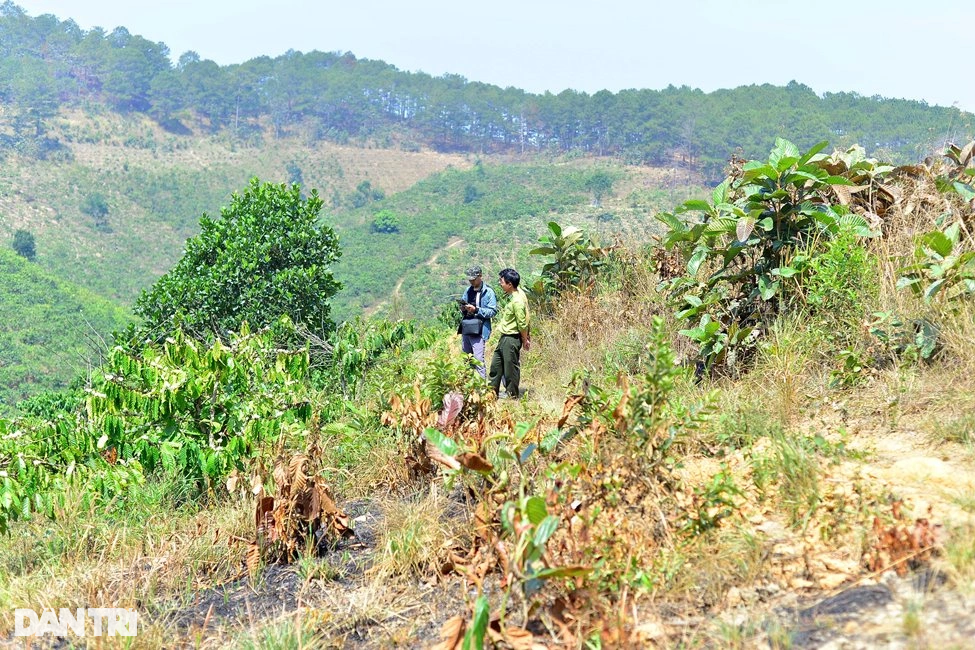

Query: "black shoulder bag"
<box><xmin>459</xmin><ymin>286</ymin><xmax>484</xmax><ymax>336</ymax></box>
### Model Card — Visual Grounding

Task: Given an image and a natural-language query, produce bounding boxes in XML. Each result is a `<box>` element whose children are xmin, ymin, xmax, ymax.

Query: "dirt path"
<box><xmin>363</xmin><ymin>237</ymin><xmax>465</xmax><ymax>318</ymax></box>
<box><xmin>717</xmin><ymin>413</ymin><xmax>975</xmax><ymax>649</ymax></box>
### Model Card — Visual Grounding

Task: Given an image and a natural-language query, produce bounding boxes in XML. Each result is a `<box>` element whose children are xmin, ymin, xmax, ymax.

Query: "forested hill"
<box><xmin>2</xmin><ymin>2</ymin><xmax>973</xmax><ymax>180</ymax></box>
<box><xmin>0</xmin><ymin>247</ymin><xmax>131</xmax><ymax>411</ymax></box>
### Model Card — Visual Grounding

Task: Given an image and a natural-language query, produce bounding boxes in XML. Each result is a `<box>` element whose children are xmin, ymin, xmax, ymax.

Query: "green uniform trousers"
<box><xmin>489</xmin><ymin>334</ymin><xmax>522</xmax><ymax>397</ymax></box>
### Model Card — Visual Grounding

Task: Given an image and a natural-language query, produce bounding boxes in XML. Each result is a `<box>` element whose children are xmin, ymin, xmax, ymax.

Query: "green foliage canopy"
<box><xmin>80</xmin><ymin>192</ymin><xmax>109</xmax><ymax>218</ymax></box>
<box><xmin>583</xmin><ymin>170</ymin><xmax>615</xmax><ymax>206</ymax></box>
<box><xmin>2</xmin><ymin>7</ymin><xmax>972</xmax><ymax>173</ymax></box>
<box><xmin>134</xmin><ymin>178</ymin><xmax>342</xmax><ymax>342</ymax></box>
<box><xmin>371</xmin><ymin>209</ymin><xmax>400</xmax><ymax>234</ymax></box>
<box><xmin>11</xmin><ymin>229</ymin><xmax>35</xmax><ymax>260</ymax></box>
<box><xmin>656</xmin><ymin>138</ymin><xmax>876</xmax><ymax>372</ymax></box>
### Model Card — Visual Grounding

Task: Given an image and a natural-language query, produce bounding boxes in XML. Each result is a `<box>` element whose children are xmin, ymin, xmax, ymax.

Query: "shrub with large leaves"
<box><xmin>134</xmin><ymin>178</ymin><xmax>342</xmax><ymax>342</ymax></box>
<box><xmin>898</xmin><ymin>221</ymin><xmax>975</xmax><ymax>304</ymax></box>
<box><xmin>655</xmin><ymin>138</ymin><xmax>875</xmax><ymax>372</ymax></box>
<box><xmin>529</xmin><ymin>221</ymin><xmax>609</xmax><ymax>298</ymax></box>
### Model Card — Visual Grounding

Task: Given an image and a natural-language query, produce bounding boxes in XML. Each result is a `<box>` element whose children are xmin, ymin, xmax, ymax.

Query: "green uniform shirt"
<box><xmin>494</xmin><ymin>288</ymin><xmax>530</xmax><ymax>335</ymax></box>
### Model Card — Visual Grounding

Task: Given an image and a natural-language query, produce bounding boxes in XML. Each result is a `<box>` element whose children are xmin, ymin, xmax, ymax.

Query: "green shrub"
<box><xmin>804</xmin><ymin>224</ymin><xmax>878</xmax><ymax>335</ymax></box>
<box><xmin>80</xmin><ymin>192</ymin><xmax>110</xmax><ymax>232</ymax></box>
<box><xmin>655</xmin><ymin>138</ymin><xmax>877</xmax><ymax>374</ymax></box>
<box><xmin>371</xmin><ymin>209</ymin><xmax>400</xmax><ymax>234</ymax></box>
<box><xmin>11</xmin><ymin>230</ymin><xmax>35</xmax><ymax>261</ymax></box>
<box><xmin>897</xmin><ymin>221</ymin><xmax>975</xmax><ymax>305</ymax></box>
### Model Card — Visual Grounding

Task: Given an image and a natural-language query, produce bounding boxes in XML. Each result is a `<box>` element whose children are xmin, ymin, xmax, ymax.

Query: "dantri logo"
<box><xmin>14</xmin><ymin>608</ymin><xmax>139</xmax><ymax>637</ymax></box>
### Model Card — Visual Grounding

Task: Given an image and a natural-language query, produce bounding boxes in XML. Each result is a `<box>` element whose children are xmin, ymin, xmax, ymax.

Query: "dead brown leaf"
<box><xmin>558</xmin><ymin>393</ymin><xmax>585</xmax><ymax>428</ymax></box>
<box><xmin>458</xmin><ymin>451</ymin><xmax>493</xmax><ymax>473</ymax></box>
<box><xmin>429</xmin><ymin>615</ymin><xmax>465</xmax><ymax>650</ymax></box>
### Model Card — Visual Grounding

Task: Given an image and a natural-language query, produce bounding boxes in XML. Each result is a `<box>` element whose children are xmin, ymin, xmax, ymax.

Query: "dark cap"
<box><xmin>465</xmin><ymin>265</ymin><xmax>482</xmax><ymax>279</ymax></box>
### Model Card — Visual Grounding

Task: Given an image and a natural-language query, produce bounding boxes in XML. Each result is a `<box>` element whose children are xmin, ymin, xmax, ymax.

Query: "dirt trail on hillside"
<box><xmin>362</xmin><ymin>237</ymin><xmax>465</xmax><ymax>318</ymax></box>
<box><xmin>792</xmin><ymin>421</ymin><xmax>975</xmax><ymax>648</ymax></box>
<box><xmin>707</xmin><ymin>412</ymin><xmax>975</xmax><ymax>649</ymax></box>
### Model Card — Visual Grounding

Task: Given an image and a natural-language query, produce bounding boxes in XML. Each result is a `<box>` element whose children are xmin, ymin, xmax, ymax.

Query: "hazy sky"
<box><xmin>16</xmin><ymin>0</ymin><xmax>975</xmax><ymax>113</ymax></box>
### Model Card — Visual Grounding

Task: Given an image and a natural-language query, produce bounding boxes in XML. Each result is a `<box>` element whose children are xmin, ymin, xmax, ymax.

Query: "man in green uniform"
<box><xmin>489</xmin><ymin>268</ymin><xmax>531</xmax><ymax>398</ymax></box>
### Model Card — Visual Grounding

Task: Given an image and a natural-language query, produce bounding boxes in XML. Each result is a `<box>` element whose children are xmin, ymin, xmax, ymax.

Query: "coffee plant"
<box><xmin>88</xmin><ymin>321</ymin><xmax>313</xmax><ymax>494</ymax></box>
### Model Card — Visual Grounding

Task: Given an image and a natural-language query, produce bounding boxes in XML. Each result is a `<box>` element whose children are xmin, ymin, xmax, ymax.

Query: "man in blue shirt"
<box><xmin>459</xmin><ymin>265</ymin><xmax>498</xmax><ymax>378</ymax></box>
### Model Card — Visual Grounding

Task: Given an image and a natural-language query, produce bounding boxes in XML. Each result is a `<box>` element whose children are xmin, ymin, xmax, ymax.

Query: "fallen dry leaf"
<box><xmin>429</xmin><ymin>615</ymin><xmax>465</xmax><ymax>650</ymax></box>
<box><xmin>458</xmin><ymin>451</ymin><xmax>493</xmax><ymax>473</ymax></box>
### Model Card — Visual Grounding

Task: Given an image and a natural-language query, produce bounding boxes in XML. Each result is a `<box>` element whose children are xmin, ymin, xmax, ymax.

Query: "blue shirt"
<box><xmin>462</xmin><ymin>284</ymin><xmax>498</xmax><ymax>339</ymax></box>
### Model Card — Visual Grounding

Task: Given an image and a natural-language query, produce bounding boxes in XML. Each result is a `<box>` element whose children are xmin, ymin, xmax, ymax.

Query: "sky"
<box><xmin>15</xmin><ymin>0</ymin><xmax>975</xmax><ymax>114</ymax></box>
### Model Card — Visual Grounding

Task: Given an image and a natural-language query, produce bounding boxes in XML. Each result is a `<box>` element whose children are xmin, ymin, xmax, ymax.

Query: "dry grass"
<box><xmin>0</xmin><ymin>483</ymin><xmax>252</xmax><ymax>641</ymax></box>
<box><xmin>4</xmin><ymin>156</ymin><xmax>975</xmax><ymax>647</ymax></box>
<box><xmin>50</xmin><ymin>108</ymin><xmax>475</xmax><ymax>195</ymax></box>
<box><xmin>527</xmin><ymin>253</ymin><xmax>669</xmax><ymax>409</ymax></box>
<box><xmin>372</xmin><ymin>488</ymin><xmax>467</xmax><ymax>580</ymax></box>
<box><xmin>736</xmin><ymin>318</ymin><xmax>828</xmax><ymax>428</ymax></box>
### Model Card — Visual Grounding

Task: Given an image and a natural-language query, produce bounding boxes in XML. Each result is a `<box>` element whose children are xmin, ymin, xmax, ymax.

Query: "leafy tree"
<box><xmin>11</xmin><ymin>229</ymin><xmax>35</xmax><ymax>261</ymax></box>
<box><xmin>179</xmin><ymin>57</ymin><xmax>235</xmax><ymax>131</ymax></box>
<box><xmin>133</xmin><ymin>179</ymin><xmax>342</xmax><ymax>342</ymax></box>
<box><xmin>146</xmin><ymin>69</ymin><xmax>185</xmax><ymax>126</ymax></box>
<box><xmin>463</xmin><ymin>184</ymin><xmax>481</xmax><ymax>204</ymax></box>
<box><xmin>80</xmin><ymin>192</ymin><xmax>110</xmax><ymax>231</ymax></box>
<box><xmin>346</xmin><ymin>180</ymin><xmax>385</xmax><ymax>208</ymax></box>
<box><xmin>1</xmin><ymin>57</ymin><xmax>59</xmax><ymax>151</ymax></box>
<box><xmin>583</xmin><ymin>170</ymin><xmax>614</xmax><ymax>206</ymax></box>
<box><xmin>371</xmin><ymin>209</ymin><xmax>400</xmax><ymax>233</ymax></box>
<box><xmin>3</xmin><ymin>6</ymin><xmax>973</xmax><ymax>168</ymax></box>
<box><xmin>286</xmin><ymin>160</ymin><xmax>304</xmax><ymax>187</ymax></box>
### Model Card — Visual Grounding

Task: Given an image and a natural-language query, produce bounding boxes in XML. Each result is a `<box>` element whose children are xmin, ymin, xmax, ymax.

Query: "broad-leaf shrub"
<box><xmin>0</xmin><ymin>409</ymin><xmax>142</xmax><ymax>535</ymax></box>
<box><xmin>655</xmin><ymin>138</ymin><xmax>876</xmax><ymax>372</ymax></box>
<box><xmin>897</xmin><ymin>221</ymin><xmax>975</xmax><ymax>305</ymax></box>
<box><xmin>529</xmin><ymin>221</ymin><xmax>609</xmax><ymax>299</ymax></box>
<box><xmin>330</xmin><ymin>317</ymin><xmax>416</xmax><ymax>396</ymax></box>
<box><xmin>89</xmin><ymin>322</ymin><xmax>313</xmax><ymax>493</ymax></box>
<box><xmin>936</xmin><ymin>140</ymin><xmax>975</xmax><ymax>205</ymax></box>
<box><xmin>803</xmin><ymin>224</ymin><xmax>878</xmax><ymax>337</ymax></box>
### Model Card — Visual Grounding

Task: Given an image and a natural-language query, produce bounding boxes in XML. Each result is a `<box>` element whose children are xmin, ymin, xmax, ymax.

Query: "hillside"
<box><xmin>1</xmin><ymin>109</ymin><xmax>703</xmax><ymax>405</ymax></box>
<box><xmin>0</xmin><ymin>247</ymin><xmax>131</xmax><ymax>412</ymax></box>
<box><xmin>3</xmin><ymin>6</ymin><xmax>975</xmax><ymax>647</ymax></box>
<box><xmin>0</xmin><ymin>110</ymin><xmax>475</xmax><ymax>305</ymax></box>
<box><xmin>0</xmin><ymin>137</ymin><xmax>973</xmax><ymax>647</ymax></box>
<box><xmin>331</xmin><ymin>161</ymin><xmax>704</xmax><ymax>320</ymax></box>
<box><xmin>2</xmin><ymin>107</ymin><xmax>705</xmax><ymax>319</ymax></box>
<box><xmin>3</xmin><ymin>4</ymin><xmax>974</xmax><ymax>181</ymax></box>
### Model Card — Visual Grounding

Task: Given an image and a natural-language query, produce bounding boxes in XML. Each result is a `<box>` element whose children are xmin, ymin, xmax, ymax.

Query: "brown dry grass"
<box><xmin>0</xmin><ymin>485</ymin><xmax>252</xmax><ymax>646</ymax></box>
<box><xmin>372</xmin><ymin>489</ymin><xmax>468</xmax><ymax>580</ymax></box>
<box><xmin>526</xmin><ymin>252</ymin><xmax>670</xmax><ymax>409</ymax></box>
<box><xmin>52</xmin><ymin>109</ymin><xmax>476</xmax><ymax>195</ymax></box>
<box><xmin>4</xmin><ymin>137</ymin><xmax>975</xmax><ymax>647</ymax></box>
